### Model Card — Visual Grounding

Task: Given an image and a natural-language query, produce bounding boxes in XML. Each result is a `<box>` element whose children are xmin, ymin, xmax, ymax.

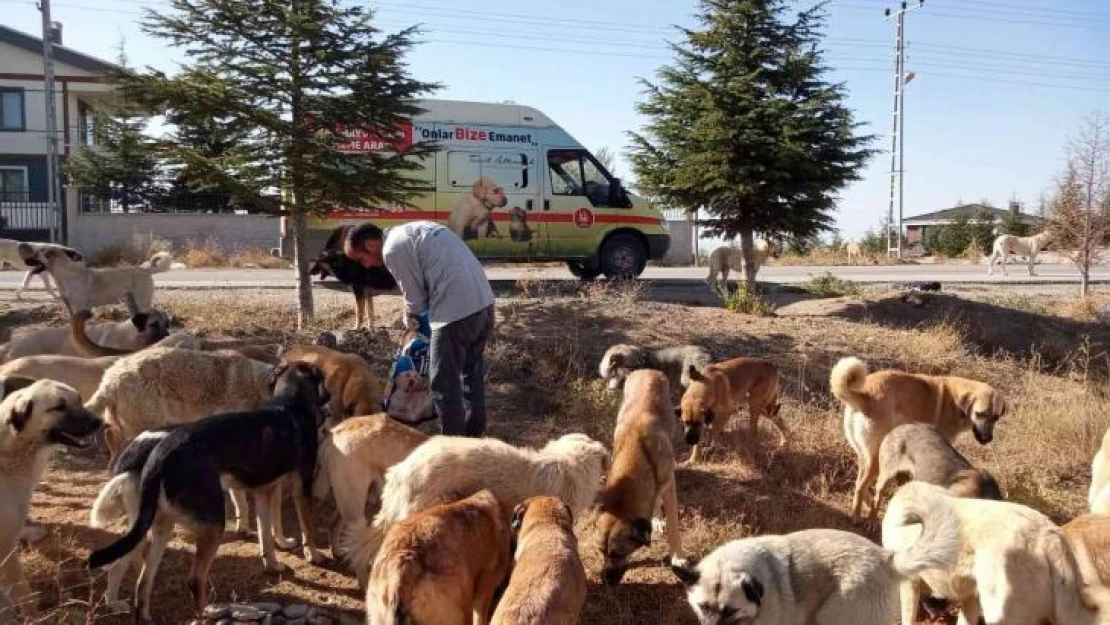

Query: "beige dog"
<box><xmin>1063</xmin><ymin>514</ymin><xmax>1110</xmax><ymax>587</ymax></box>
<box><xmin>449</xmin><ymin>177</ymin><xmax>508</xmax><ymax>240</ymax></box>
<box><xmin>842</xmin><ymin>240</ymin><xmax>862</xmax><ymax>265</ymax></box>
<box><xmin>367</xmin><ymin>489</ymin><xmax>512</xmax><ymax>625</ymax></box>
<box><xmin>342</xmin><ymin>433</ymin><xmax>609</xmax><ymax>587</ymax></box>
<box><xmin>0</xmin><ymin>376</ymin><xmax>103</xmax><ymax>618</ymax></box>
<box><xmin>0</xmin><ymin>238</ymin><xmax>83</xmax><ymax>300</ymax></box>
<box><xmin>491</xmin><ymin>496</ymin><xmax>586</xmax><ymax>625</ymax></box>
<box><xmin>314</xmin><ymin>413</ymin><xmax>429</xmax><ymax>541</ymax></box>
<box><xmin>678</xmin><ymin>357</ymin><xmax>784</xmax><ymax>464</ymax></box>
<box><xmin>883</xmin><ymin>481</ymin><xmax>1110</xmax><ymax>625</ymax></box>
<box><xmin>281</xmin><ymin>345</ymin><xmax>385</xmax><ymax>422</ymax></box>
<box><xmin>34</xmin><ymin>247</ymin><xmax>173</xmax><ymax>314</ymax></box>
<box><xmin>596</xmin><ymin>369</ymin><xmax>686</xmax><ymax>585</ymax></box>
<box><xmin>831</xmin><ymin>356</ymin><xmax>1007</xmax><ymax>522</ymax></box>
<box><xmin>0</xmin><ymin>354</ymin><xmax>120</xmax><ymax>401</ymax></box>
<box><xmin>705</xmin><ymin>240</ymin><xmax>777</xmax><ymax>291</ymax></box>
<box><xmin>0</xmin><ymin>310</ymin><xmax>170</xmax><ymax>362</ymax></box>
<box><xmin>1090</xmin><ymin>428</ymin><xmax>1110</xmax><ymax>515</ymax></box>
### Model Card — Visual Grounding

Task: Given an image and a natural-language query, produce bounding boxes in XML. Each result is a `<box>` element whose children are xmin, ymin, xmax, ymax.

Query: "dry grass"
<box><xmin>2</xmin><ymin>285</ymin><xmax>1108</xmax><ymax>624</ymax></box>
<box><xmin>183</xmin><ymin>238</ymin><xmax>290</xmax><ymax>269</ymax></box>
<box><xmin>770</xmin><ymin>249</ymin><xmax>905</xmax><ymax>266</ymax></box>
<box><xmin>88</xmin><ymin>236</ymin><xmax>174</xmax><ymax>267</ymax></box>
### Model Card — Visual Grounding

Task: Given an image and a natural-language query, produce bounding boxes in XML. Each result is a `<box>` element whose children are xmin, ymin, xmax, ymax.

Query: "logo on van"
<box><xmin>573</xmin><ymin>208</ymin><xmax>595</xmax><ymax>229</ymax></box>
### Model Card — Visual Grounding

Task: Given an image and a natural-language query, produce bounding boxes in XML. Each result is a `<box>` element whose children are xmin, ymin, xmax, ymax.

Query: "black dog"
<box><xmin>87</xmin><ymin>362</ymin><xmax>331</xmax><ymax>622</ymax></box>
<box><xmin>310</xmin><ymin>225</ymin><xmax>399</xmax><ymax>329</ymax></box>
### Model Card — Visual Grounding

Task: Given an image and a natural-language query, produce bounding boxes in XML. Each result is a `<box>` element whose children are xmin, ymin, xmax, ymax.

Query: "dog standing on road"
<box><xmin>678</xmin><ymin>357</ymin><xmax>784</xmax><ymax>464</ymax></box>
<box><xmin>0</xmin><ymin>239</ymin><xmax>83</xmax><ymax>300</ymax></box>
<box><xmin>830</xmin><ymin>356</ymin><xmax>1007</xmax><ymax>522</ymax></box>
<box><xmin>705</xmin><ymin>240</ymin><xmax>778</xmax><ymax>292</ymax></box>
<box><xmin>596</xmin><ymin>369</ymin><xmax>686</xmax><ymax>585</ymax></box>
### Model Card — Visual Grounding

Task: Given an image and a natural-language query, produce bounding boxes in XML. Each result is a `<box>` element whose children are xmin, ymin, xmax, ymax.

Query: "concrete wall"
<box><xmin>69</xmin><ymin>212</ymin><xmax>280</xmax><ymax>256</ymax></box>
<box><xmin>662</xmin><ymin>218</ymin><xmax>694</xmax><ymax>265</ymax></box>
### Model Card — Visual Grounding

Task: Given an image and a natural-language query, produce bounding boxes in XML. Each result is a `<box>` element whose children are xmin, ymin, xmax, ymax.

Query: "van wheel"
<box><xmin>600</xmin><ymin>234</ymin><xmax>646</xmax><ymax>280</ymax></box>
<box><xmin>567</xmin><ymin>260</ymin><xmax>602</xmax><ymax>281</ymax></box>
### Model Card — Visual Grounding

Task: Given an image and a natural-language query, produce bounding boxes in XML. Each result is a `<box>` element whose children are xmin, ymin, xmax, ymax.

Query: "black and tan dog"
<box><xmin>309</xmin><ymin>225</ymin><xmax>400</xmax><ymax>329</ymax></box>
<box><xmin>86</xmin><ymin>362</ymin><xmax>331</xmax><ymax>622</ymax></box>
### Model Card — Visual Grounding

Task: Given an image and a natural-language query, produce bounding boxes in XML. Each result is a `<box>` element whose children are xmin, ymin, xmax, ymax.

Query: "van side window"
<box><xmin>547</xmin><ymin>149</ymin><xmax>629</xmax><ymax>208</ymax></box>
<box><xmin>448</xmin><ymin>151</ymin><xmax>531</xmax><ymax>191</ymax></box>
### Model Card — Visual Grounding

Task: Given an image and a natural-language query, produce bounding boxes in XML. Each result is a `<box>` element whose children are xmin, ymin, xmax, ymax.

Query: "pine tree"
<box><xmin>117</xmin><ymin>0</ymin><xmax>437</xmax><ymax>326</ymax></box>
<box><xmin>628</xmin><ymin>0</ymin><xmax>875</xmax><ymax>288</ymax></box>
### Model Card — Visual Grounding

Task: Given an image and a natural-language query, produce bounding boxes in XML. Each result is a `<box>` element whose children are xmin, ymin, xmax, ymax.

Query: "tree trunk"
<box><xmin>291</xmin><ymin>201</ymin><xmax>314</xmax><ymax>329</ymax></box>
<box><xmin>739</xmin><ymin>227</ymin><xmax>757</xmax><ymax>291</ymax></box>
<box><xmin>1081</xmin><ymin>264</ymin><xmax>1090</xmax><ymax>298</ymax></box>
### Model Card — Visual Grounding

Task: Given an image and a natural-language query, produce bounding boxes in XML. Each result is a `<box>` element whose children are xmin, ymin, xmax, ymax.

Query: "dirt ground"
<box><xmin>2</xmin><ymin>280</ymin><xmax>1109</xmax><ymax>624</ymax></box>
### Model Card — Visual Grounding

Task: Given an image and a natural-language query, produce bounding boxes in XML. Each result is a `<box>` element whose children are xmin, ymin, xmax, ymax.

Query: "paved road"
<box><xmin>0</xmin><ymin>263</ymin><xmax>1104</xmax><ymax>290</ymax></box>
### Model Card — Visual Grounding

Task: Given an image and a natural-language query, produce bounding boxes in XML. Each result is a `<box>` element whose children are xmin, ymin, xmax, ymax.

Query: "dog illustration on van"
<box><xmin>450</xmin><ymin>177</ymin><xmax>508</xmax><ymax>240</ymax></box>
<box><xmin>509</xmin><ymin>207</ymin><xmax>532</xmax><ymax>242</ymax></box>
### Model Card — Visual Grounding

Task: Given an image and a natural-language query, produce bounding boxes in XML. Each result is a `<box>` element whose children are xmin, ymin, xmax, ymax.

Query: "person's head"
<box><xmin>343</xmin><ymin>223</ymin><xmax>385</xmax><ymax>268</ymax></box>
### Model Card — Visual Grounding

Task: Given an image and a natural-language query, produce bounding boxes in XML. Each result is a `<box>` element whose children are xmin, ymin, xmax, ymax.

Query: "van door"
<box><xmin>442</xmin><ymin>149</ymin><xmax>544</xmax><ymax>259</ymax></box>
<box><xmin>542</xmin><ymin>148</ymin><xmax>630</xmax><ymax>259</ymax></box>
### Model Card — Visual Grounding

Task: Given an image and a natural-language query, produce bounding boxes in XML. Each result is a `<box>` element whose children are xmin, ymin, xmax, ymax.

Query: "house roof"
<box><xmin>903</xmin><ymin>203</ymin><xmax>1041</xmax><ymax>226</ymax></box>
<box><xmin>0</xmin><ymin>24</ymin><xmax>118</xmax><ymax>75</ymax></box>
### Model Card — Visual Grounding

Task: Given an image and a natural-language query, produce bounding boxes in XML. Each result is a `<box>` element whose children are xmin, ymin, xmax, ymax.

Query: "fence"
<box><xmin>0</xmin><ymin>197</ymin><xmax>62</xmax><ymax>243</ymax></box>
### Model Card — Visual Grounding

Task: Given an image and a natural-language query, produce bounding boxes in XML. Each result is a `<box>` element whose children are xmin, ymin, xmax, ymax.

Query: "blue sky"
<box><xmin>3</xmin><ymin>0</ymin><xmax>1109</xmax><ymax>239</ymax></box>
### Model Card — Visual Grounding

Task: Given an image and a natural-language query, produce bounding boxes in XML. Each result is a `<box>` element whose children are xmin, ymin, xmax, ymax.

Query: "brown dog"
<box><xmin>596</xmin><ymin>369</ymin><xmax>686</xmax><ymax>586</ymax></box>
<box><xmin>366</xmin><ymin>489</ymin><xmax>512</xmax><ymax>625</ymax></box>
<box><xmin>830</xmin><ymin>356</ymin><xmax>1007</xmax><ymax>522</ymax></box>
<box><xmin>491</xmin><ymin>496</ymin><xmax>586</xmax><ymax>625</ymax></box>
<box><xmin>281</xmin><ymin>345</ymin><xmax>384</xmax><ymax>421</ymax></box>
<box><xmin>678</xmin><ymin>357</ymin><xmax>783</xmax><ymax>464</ymax></box>
<box><xmin>1063</xmin><ymin>514</ymin><xmax>1110</xmax><ymax>587</ymax></box>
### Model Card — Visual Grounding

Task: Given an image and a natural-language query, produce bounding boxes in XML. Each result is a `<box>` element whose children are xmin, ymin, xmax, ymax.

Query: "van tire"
<box><xmin>600</xmin><ymin>234</ymin><xmax>647</xmax><ymax>280</ymax></box>
<box><xmin>567</xmin><ymin>260</ymin><xmax>602</xmax><ymax>281</ymax></box>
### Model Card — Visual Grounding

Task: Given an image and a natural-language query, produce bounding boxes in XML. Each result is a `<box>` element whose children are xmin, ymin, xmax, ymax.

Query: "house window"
<box><xmin>78</xmin><ymin>100</ymin><xmax>95</xmax><ymax>145</ymax></box>
<box><xmin>0</xmin><ymin>167</ymin><xmax>29</xmax><ymax>201</ymax></box>
<box><xmin>0</xmin><ymin>89</ymin><xmax>25</xmax><ymax>131</ymax></box>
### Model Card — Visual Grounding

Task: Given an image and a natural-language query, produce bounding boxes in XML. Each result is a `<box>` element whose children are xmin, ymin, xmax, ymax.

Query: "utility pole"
<box><xmin>884</xmin><ymin>0</ymin><xmax>923</xmax><ymax>258</ymax></box>
<box><xmin>38</xmin><ymin>0</ymin><xmax>62</xmax><ymax>243</ymax></box>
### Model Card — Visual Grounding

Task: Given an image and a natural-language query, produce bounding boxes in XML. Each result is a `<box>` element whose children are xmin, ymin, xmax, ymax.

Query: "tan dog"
<box><xmin>705</xmin><ymin>240</ymin><xmax>777</xmax><ymax>291</ymax></box>
<box><xmin>1064</xmin><ymin>514</ymin><xmax>1110</xmax><ymax>588</ymax></box>
<box><xmin>34</xmin><ymin>247</ymin><xmax>173</xmax><ymax>314</ymax></box>
<box><xmin>596</xmin><ymin>369</ymin><xmax>686</xmax><ymax>585</ymax></box>
<box><xmin>0</xmin><ymin>310</ymin><xmax>170</xmax><ymax>362</ymax></box>
<box><xmin>366</xmin><ymin>489</ymin><xmax>512</xmax><ymax>625</ymax></box>
<box><xmin>678</xmin><ymin>357</ymin><xmax>784</xmax><ymax>464</ymax></box>
<box><xmin>0</xmin><ymin>354</ymin><xmax>120</xmax><ymax>401</ymax></box>
<box><xmin>314</xmin><ymin>413</ymin><xmax>428</xmax><ymax>541</ymax></box>
<box><xmin>830</xmin><ymin>356</ymin><xmax>1007</xmax><ymax>522</ymax></box>
<box><xmin>449</xmin><ymin>177</ymin><xmax>508</xmax><ymax>240</ymax></box>
<box><xmin>842</xmin><ymin>240</ymin><xmax>862</xmax><ymax>265</ymax></box>
<box><xmin>491</xmin><ymin>496</ymin><xmax>586</xmax><ymax>625</ymax></box>
<box><xmin>281</xmin><ymin>345</ymin><xmax>385</xmax><ymax>422</ymax></box>
<box><xmin>0</xmin><ymin>376</ymin><xmax>103</xmax><ymax>618</ymax></box>
<box><xmin>1090</xmin><ymin>428</ymin><xmax>1110</xmax><ymax>515</ymax></box>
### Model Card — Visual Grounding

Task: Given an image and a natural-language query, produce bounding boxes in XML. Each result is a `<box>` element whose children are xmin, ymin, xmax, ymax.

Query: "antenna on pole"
<box><xmin>883</xmin><ymin>0</ymin><xmax>923</xmax><ymax>259</ymax></box>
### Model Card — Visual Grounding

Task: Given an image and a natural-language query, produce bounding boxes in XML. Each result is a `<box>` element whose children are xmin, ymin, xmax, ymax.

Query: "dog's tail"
<box><xmin>1047</xmin><ymin>531</ymin><xmax>1110</xmax><ymax>624</ymax></box>
<box><xmin>882</xmin><ymin>483</ymin><xmax>961</xmax><ymax>580</ymax></box>
<box><xmin>313</xmin><ymin>433</ymin><xmax>337</xmax><ymax>502</ymax></box>
<box><xmin>829</xmin><ymin>356</ymin><xmax>873</xmax><ymax>415</ymax></box>
<box><xmin>339</xmin><ymin>516</ymin><xmax>388</xmax><ymax>589</ymax></box>
<box><xmin>144</xmin><ymin>251</ymin><xmax>174</xmax><ymax>274</ymax></box>
<box><xmin>364</xmin><ymin>552</ymin><xmax>420</xmax><ymax>625</ymax></box>
<box><xmin>90</xmin><ymin>473</ymin><xmax>138</xmax><ymax>528</ymax></box>
<box><xmin>70</xmin><ymin>309</ymin><xmax>133</xmax><ymax>357</ymax></box>
<box><xmin>88</xmin><ymin>453</ymin><xmax>165</xmax><ymax>569</ymax></box>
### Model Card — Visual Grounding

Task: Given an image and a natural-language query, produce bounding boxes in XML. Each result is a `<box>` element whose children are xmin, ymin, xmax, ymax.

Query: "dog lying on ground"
<box><xmin>449</xmin><ymin>177</ymin><xmax>508</xmax><ymax>240</ymax></box>
<box><xmin>281</xmin><ymin>345</ymin><xmax>385</xmax><ymax>424</ymax></box>
<box><xmin>87</xmin><ymin>362</ymin><xmax>330</xmax><ymax>622</ymax></box>
<box><xmin>599</xmin><ymin>343</ymin><xmax>713</xmax><ymax>391</ymax></box>
<box><xmin>314</xmin><ymin>413</ymin><xmax>429</xmax><ymax>544</ymax></box>
<box><xmin>341</xmin><ymin>433</ymin><xmax>609</xmax><ymax>588</ymax></box>
<box><xmin>367</xmin><ymin>489</ymin><xmax>511</xmax><ymax>625</ymax></box>
<box><xmin>883</xmin><ymin>481</ymin><xmax>1110</xmax><ymax>625</ymax></box>
<box><xmin>0</xmin><ymin>309</ymin><xmax>170</xmax><ymax>362</ymax></box>
<box><xmin>0</xmin><ymin>353</ymin><xmax>120</xmax><ymax>401</ymax></box>
<box><xmin>872</xmin><ymin>423</ymin><xmax>1003</xmax><ymax>515</ymax></box>
<box><xmin>0</xmin><ymin>239</ymin><xmax>84</xmax><ymax>300</ymax></box>
<box><xmin>830</xmin><ymin>356</ymin><xmax>1007</xmax><ymax>522</ymax></box>
<box><xmin>33</xmin><ymin>247</ymin><xmax>173</xmax><ymax>314</ymax></box>
<box><xmin>672</xmin><ymin>524</ymin><xmax>952</xmax><ymax>625</ymax></box>
<box><xmin>705</xmin><ymin>240</ymin><xmax>777</xmax><ymax>291</ymax></box>
<box><xmin>1063</xmin><ymin>514</ymin><xmax>1110</xmax><ymax>587</ymax></box>
<box><xmin>309</xmin><ymin>226</ymin><xmax>400</xmax><ymax>329</ymax></box>
<box><xmin>1090</xmin><ymin>428</ymin><xmax>1110</xmax><ymax>515</ymax></box>
<box><xmin>678</xmin><ymin>357</ymin><xmax>784</xmax><ymax>464</ymax></box>
<box><xmin>596</xmin><ymin>369</ymin><xmax>686</xmax><ymax>585</ymax></box>
<box><xmin>0</xmin><ymin>376</ymin><xmax>103</xmax><ymax>618</ymax></box>
<box><xmin>491</xmin><ymin>496</ymin><xmax>586</xmax><ymax>625</ymax></box>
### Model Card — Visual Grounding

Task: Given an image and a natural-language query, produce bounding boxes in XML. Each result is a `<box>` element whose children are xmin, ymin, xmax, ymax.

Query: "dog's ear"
<box><xmin>130</xmin><ymin>312</ymin><xmax>151</xmax><ymax>331</ymax></box>
<box><xmin>687</xmin><ymin>364</ymin><xmax>705</xmax><ymax>383</ymax></box>
<box><xmin>7</xmin><ymin>395</ymin><xmax>33</xmax><ymax>433</ymax></box>
<box><xmin>670</xmin><ymin>560</ymin><xmax>699</xmax><ymax>586</ymax></box>
<box><xmin>631</xmin><ymin>518</ymin><xmax>652</xmax><ymax>546</ymax></box>
<box><xmin>67</xmin><ymin>249</ymin><xmax>84</xmax><ymax>262</ymax></box>
<box><xmin>608</xmin><ymin>353</ymin><xmax>623</xmax><ymax>369</ymax></box>
<box><xmin>0</xmin><ymin>375</ymin><xmax>37</xmax><ymax>402</ymax></box>
<box><xmin>267</xmin><ymin>362</ymin><xmax>290</xmax><ymax>391</ymax></box>
<box><xmin>471</xmin><ymin>178</ymin><xmax>485</xmax><ymax>198</ymax></box>
<box><xmin>510</xmin><ymin>503</ymin><xmax>527</xmax><ymax>532</ymax></box>
<box><xmin>741</xmin><ymin>574</ymin><xmax>764</xmax><ymax>607</ymax></box>
<box><xmin>674</xmin><ymin>406</ymin><xmax>682</xmax><ymax>420</ymax></box>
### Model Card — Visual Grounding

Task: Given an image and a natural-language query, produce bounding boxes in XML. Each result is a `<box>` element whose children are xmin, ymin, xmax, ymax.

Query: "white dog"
<box><xmin>33</xmin><ymin>247</ymin><xmax>173</xmax><ymax>314</ymax></box>
<box><xmin>340</xmin><ymin>433</ymin><xmax>609</xmax><ymax>587</ymax></box>
<box><xmin>706</xmin><ymin>239</ymin><xmax>777</xmax><ymax>290</ymax></box>
<box><xmin>448</xmin><ymin>177</ymin><xmax>508</xmax><ymax>240</ymax></box>
<box><xmin>987</xmin><ymin>231</ymin><xmax>1051</xmax><ymax>276</ymax></box>
<box><xmin>842</xmin><ymin>240</ymin><xmax>862</xmax><ymax>265</ymax></box>
<box><xmin>0</xmin><ymin>239</ymin><xmax>83</xmax><ymax>300</ymax></box>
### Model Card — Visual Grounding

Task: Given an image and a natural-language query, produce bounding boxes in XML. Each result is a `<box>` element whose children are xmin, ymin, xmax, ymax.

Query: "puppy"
<box><xmin>1063</xmin><ymin>514</ymin><xmax>1110</xmax><ymax>587</ymax></box>
<box><xmin>491</xmin><ymin>496</ymin><xmax>586</xmax><ymax>625</ymax></box>
<box><xmin>449</xmin><ymin>177</ymin><xmax>508</xmax><ymax>240</ymax></box>
<box><xmin>281</xmin><ymin>345</ymin><xmax>385</xmax><ymax>423</ymax></box>
<box><xmin>0</xmin><ymin>239</ymin><xmax>83</xmax><ymax>300</ymax></box>
<box><xmin>35</xmin><ymin>247</ymin><xmax>173</xmax><ymax>314</ymax></box>
<box><xmin>0</xmin><ymin>310</ymin><xmax>170</xmax><ymax>362</ymax></box>
<box><xmin>873</xmin><ymin>423</ymin><xmax>1003</xmax><ymax>516</ymax></box>
<box><xmin>314</xmin><ymin>413</ymin><xmax>428</xmax><ymax>541</ymax></box>
<box><xmin>599</xmin><ymin>343</ymin><xmax>713</xmax><ymax>391</ymax></box>
<box><xmin>672</xmin><ymin>526</ymin><xmax>948</xmax><ymax>625</ymax></box>
<box><xmin>87</xmin><ymin>362</ymin><xmax>330</xmax><ymax>622</ymax></box>
<box><xmin>508</xmin><ymin>206</ymin><xmax>532</xmax><ymax>242</ymax></box>
<box><xmin>596</xmin><ymin>369</ymin><xmax>685</xmax><ymax>585</ymax></box>
<box><xmin>884</xmin><ymin>481</ymin><xmax>1110</xmax><ymax>625</ymax></box>
<box><xmin>830</xmin><ymin>356</ymin><xmax>1007</xmax><ymax>522</ymax></box>
<box><xmin>341</xmin><ymin>433</ymin><xmax>608</xmax><ymax>587</ymax></box>
<box><xmin>310</xmin><ymin>226</ymin><xmax>400</xmax><ymax>329</ymax></box>
<box><xmin>367</xmin><ymin>489</ymin><xmax>512</xmax><ymax>625</ymax></box>
<box><xmin>0</xmin><ymin>376</ymin><xmax>103</xmax><ymax>618</ymax></box>
<box><xmin>1090</xmin><ymin>427</ymin><xmax>1110</xmax><ymax>514</ymax></box>
<box><xmin>383</xmin><ymin>370</ymin><xmax>433</xmax><ymax>425</ymax></box>
<box><xmin>678</xmin><ymin>357</ymin><xmax>784</xmax><ymax>464</ymax></box>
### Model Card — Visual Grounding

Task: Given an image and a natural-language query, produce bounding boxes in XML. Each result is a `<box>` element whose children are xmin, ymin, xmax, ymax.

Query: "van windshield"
<box><xmin>547</xmin><ymin>149</ymin><xmax>626</xmax><ymax>208</ymax></box>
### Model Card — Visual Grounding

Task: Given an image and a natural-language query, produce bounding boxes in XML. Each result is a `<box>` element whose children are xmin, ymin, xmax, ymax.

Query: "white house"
<box><xmin>0</xmin><ymin>22</ymin><xmax>116</xmax><ymax>242</ymax></box>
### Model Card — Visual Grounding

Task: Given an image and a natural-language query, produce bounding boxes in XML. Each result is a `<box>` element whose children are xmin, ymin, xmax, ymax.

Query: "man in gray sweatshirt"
<box><xmin>344</xmin><ymin>221</ymin><xmax>495</xmax><ymax>436</ymax></box>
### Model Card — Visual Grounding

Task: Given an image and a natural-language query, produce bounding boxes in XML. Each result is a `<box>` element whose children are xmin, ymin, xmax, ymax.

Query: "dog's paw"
<box><xmin>306</xmin><ymin>547</ymin><xmax>329</xmax><ymax>566</ymax></box>
<box><xmin>652</xmin><ymin>517</ymin><xmax>667</xmax><ymax>535</ymax></box>
<box><xmin>104</xmin><ymin>600</ymin><xmax>131</xmax><ymax>615</ymax></box>
<box><xmin>668</xmin><ymin>555</ymin><xmax>691</xmax><ymax>570</ymax></box>
<box><xmin>274</xmin><ymin>536</ymin><xmax>300</xmax><ymax>551</ymax></box>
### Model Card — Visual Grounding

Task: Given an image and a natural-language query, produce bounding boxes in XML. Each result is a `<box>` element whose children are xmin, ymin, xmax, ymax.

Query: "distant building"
<box><xmin>902</xmin><ymin>201</ymin><xmax>1041</xmax><ymax>254</ymax></box>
